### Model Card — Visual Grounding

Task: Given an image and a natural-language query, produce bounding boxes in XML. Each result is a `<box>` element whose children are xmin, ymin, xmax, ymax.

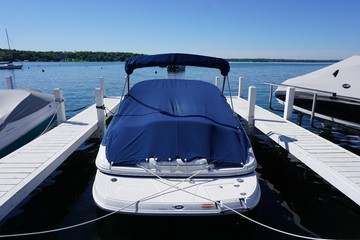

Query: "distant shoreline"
<box><xmin>0</xmin><ymin>48</ymin><xmax>339</xmax><ymax>63</ymax></box>
<box><xmin>227</xmin><ymin>58</ymin><xmax>338</xmax><ymax>63</ymax></box>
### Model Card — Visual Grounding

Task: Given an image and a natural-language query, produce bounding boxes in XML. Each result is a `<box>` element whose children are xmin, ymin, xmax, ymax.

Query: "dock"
<box><xmin>227</xmin><ymin>93</ymin><xmax>360</xmax><ymax>206</ymax></box>
<box><xmin>0</xmin><ymin>96</ymin><xmax>120</xmax><ymax>221</ymax></box>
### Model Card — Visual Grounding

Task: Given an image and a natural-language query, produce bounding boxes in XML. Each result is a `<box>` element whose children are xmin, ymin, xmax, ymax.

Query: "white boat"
<box><xmin>0</xmin><ymin>29</ymin><xmax>23</xmax><ymax>70</ymax></box>
<box><xmin>274</xmin><ymin>55</ymin><xmax>360</xmax><ymax>132</ymax></box>
<box><xmin>92</xmin><ymin>53</ymin><xmax>261</xmax><ymax>216</ymax></box>
<box><xmin>0</xmin><ymin>61</ymin><xmax>23</xmax><ymax>70</ymax></box>
<box><xmin>0</xmin><ymin>89</ymin><xmax>57</xmax><ymax>158</ymax></box>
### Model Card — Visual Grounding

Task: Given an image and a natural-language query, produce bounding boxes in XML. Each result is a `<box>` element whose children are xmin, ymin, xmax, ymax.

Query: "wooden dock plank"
<box><xmin>0</xmin><ymin>186</ymin><xmax>14</xmax><ymax>192</ymax></box>
<box><xmin>0</xmin><ymin>97</ymin><xmax>119</xmax><ymax>221</ymax></box>
<box><xmin>0</xmin><ymin>179</ymin><xmax>22</xmax><ymax>185</ymax></box>
<box><xmin>350</xmin><ymin>178</ymin><xmax>360</xmax><ymax>184</ymax></box>
<box><xmin>0</xmin><ymin>168</ymin><xmax>37</xmax><ymax>173</ymax></box>
<box><xmin>228</xmin><ymin>96</ymin><xmax>360</xmax><ymax>206</ymax></box>
<box><xmin>328</xmin><ymin>162</ymin><xmax>360</xmax><ymax>167</ymax></box>
<box><xmin>0</xmin><ymin>163</ymin><xmax>41</xmax><ymax>168</ymax></box>
<box><xmin>0</xmin><ymin>173</ymin><xmax>29</xmax><ymax>179</ymax></box>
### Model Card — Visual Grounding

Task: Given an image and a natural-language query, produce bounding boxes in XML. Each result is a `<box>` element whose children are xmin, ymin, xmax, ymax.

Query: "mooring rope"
<box><xmin>104</xmin><ymin>106</ymin><xmax>115</xmax><ymax>116</ymax></box>
<box><xmin>66</xmin><ymin>104</ymin><xmax>91</xmax><ymax>113</ymax></box>
<box><xmin>39</xmin><ymin>103</ymin><xmax>60</xmax><ymax>136</ymax></box>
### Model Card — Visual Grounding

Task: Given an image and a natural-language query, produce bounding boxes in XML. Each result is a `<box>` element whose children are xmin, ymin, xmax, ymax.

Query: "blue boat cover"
<box><xmin>125</xmin><ymin>53</ymin><xmax>230</xmax><ymax>76</ymax></box>
<box><xmin>102</xmin><ymin>79</ymin><xmax>250</xmax><ymax>167</ymax></box>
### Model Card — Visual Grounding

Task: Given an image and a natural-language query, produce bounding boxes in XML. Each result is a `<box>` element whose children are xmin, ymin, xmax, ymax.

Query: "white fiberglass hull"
<box><xmin>274</xmin><ymin>55</ymin><xmax>360</xmax><ymax>131</ymax></box>
<box><xmin>93</xmin><ymin>169</ymin><xmax>260</xmax><ymax>216</ymax></box>
<box><xmin>0</xmin><ymin>101</ymin><xmax>56</xmax><ymax>153</ymax></box>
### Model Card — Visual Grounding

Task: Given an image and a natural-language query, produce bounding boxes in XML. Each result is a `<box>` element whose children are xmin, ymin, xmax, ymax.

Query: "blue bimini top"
<box><xmin>125</xmin><ymin>53</ymin><xmax>230</xmax><ymax>76</ymax></box>
<box><xmin>102</xmin><ymin>79</ymin><xmax>250</xmax><ymax>167</ymax></box>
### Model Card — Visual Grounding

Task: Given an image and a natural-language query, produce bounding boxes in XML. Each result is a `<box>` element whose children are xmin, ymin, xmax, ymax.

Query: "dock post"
<box><xmin>99</xmin><ymin>77</ymin><xmax>106</xmax><ymax>97</ymax></box>
<box><xmin>95</xmin><ymin>88</ymin><xmax>106</xmax><ymax>139</ymax></box>
<box><xmin>54</xmin><ymin>88</ymin><xmax>66</xmax><ymax>124</ymax></box>
<box><xmin>247</xmin><ymin>86</ymin><xmax>256</xmax><ymax>127</ymax></box>
<box><xmin>283</xmin><ymin>87</ymin><xmax>295</xmax><ymax>120</ymax></box>
<box><xmin>5</xmin><ymin>76</ymin><xmax>14</xmax><ymax>89</ymax></box>
<box><xmin>215</xmin><ymin>76</ymin><xmax>220</xmax><ymax>88</ymax></box>
<box><xmin>310</xmin><ymin>93</ymin><xmax>318</xmax><ymax>127</ymax></box>
<box><xmin>238</xmin><ymin>77</ymin><xmax>244</xmax><ymax>98</ymax></box>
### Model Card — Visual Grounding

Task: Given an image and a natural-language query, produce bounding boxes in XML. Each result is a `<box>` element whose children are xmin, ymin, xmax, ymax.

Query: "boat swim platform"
<box><xmin>227</xmin><ymin>96</ymin><xmax>360</xmax><ymax>207</ymax></box>
<box><xmin>0</xmin><ymin>96</ymin><xmax>120</xmax><ymax>222</ymax></box>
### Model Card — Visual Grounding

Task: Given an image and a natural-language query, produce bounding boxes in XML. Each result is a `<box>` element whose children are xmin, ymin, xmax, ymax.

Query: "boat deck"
<box><xmin>228</xmin><ymin>96</ymin><xmax>360</xmax><ymax>206</ymax></box>
<box><xmin>0</xmin><ymin>97</ymin><xmax>120</xmax><ymax>221</ymax></box>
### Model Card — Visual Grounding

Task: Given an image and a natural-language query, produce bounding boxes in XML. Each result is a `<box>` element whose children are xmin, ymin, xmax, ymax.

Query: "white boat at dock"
<box><xmin>0</xmin><ymin>89</ymin><xmax>56</xmax><ymax>158</ymax></box>
<box><xmin>92</xmin><ymin>53</ymin><xmax>261</xmax><ymax>215</ymax></box>
<box><xmin>274</xmin><ymin>55</ymin><xmax>360</xmax><ymax>133</ymax></box>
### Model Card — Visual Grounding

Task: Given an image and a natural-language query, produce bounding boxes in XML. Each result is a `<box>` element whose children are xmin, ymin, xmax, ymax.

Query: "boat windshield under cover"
<box><xmin>102</xmin><ymin>79</ymin><xmax>250</xmax><ymax>169</ymax></box>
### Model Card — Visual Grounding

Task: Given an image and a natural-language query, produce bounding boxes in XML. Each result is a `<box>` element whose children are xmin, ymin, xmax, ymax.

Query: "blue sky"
<box><xmin>1</xmin><ymin>0</ymin><xmax>359</xmax><ymax>59</ymax></box>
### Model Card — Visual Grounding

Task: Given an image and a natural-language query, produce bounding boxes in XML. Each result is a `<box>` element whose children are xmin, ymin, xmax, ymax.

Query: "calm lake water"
<box><xmin>0</xmin><ymin>61</ymin><xmax>359</xmax><ymax>240</ymax></box>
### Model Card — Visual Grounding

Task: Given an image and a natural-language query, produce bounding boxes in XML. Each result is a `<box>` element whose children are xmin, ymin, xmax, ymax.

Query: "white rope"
<box><xmin>39</xmin><ymin>102</ymin><xmax>60</xmax><ymax>136</ymax></box>
<box><xmin>0</xmin><ymin>210</ymin><xmax>116</xmax><ymax>238</ymax></box>
<box><xmin>0</xmin><ymin>168</ymin><xmax>336</xmax><ymax>240</ymax></box>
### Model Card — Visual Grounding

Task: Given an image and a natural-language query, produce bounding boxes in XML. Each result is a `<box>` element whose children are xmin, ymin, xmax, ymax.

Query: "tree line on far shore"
<box><xmin>0</xmin><ymin>49</ymin><xmax>145</xmax><ymax>62</ymax></box>
<box><xmin>0</xmin><ymin>48</ymin><xmax>338</xmax><ymax>63</ymax></box>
